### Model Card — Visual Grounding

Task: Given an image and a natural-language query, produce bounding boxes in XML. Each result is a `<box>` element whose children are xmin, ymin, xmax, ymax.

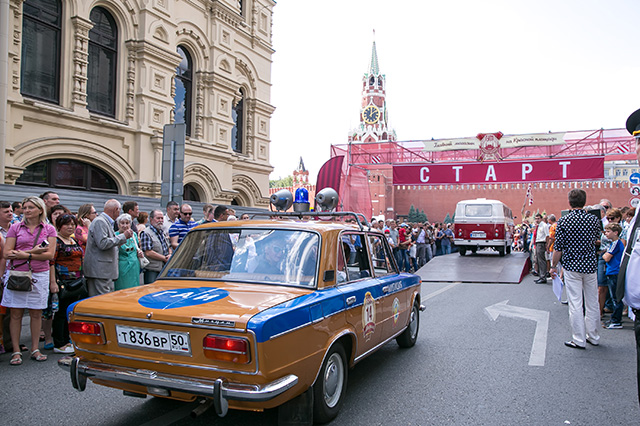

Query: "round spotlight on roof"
<box><xmin>270</xmin><ymin>189</ymin><xmax>293</xmax><ymax>212</ymax></box>
<box><xmin>315</xmin><ymin>187</ymin><xmax>339</xmax><ymax>211</ymax></box>
<box><xmin>293</xmin><ymin>187</ymin><xmax>310</xmax><ymax>212</ymax></box>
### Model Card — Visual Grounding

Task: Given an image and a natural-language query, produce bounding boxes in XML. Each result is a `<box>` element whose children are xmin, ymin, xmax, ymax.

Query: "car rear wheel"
<box><xmin>497</xmin><ymin>245</ymin><xmax>505</xmax><ymax>256</ymax></box>
<box><xmin>396</xmin><ymin>301</ymin><xmax>420</xmax><ymax>348</ymax></box>
<box><xmin>313</xmin><ymin>343</ymin><xmax>347</xmax><ymax>424</ymax></box>
<box><xmin>459</xmin><ymin>247</ymin><xmax>467</xmax><ymax>256</ymax></box>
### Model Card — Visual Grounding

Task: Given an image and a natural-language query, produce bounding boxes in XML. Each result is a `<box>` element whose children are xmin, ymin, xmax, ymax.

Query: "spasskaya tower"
<box><xmin>349</xmin><ymin>38</ymin><xmax>396</xmax><ymax>143</ymax></box>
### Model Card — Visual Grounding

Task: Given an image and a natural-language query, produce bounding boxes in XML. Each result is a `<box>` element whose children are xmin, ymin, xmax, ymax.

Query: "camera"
<box><xmin>40</xmin><ymin>240</ymin><xmax>49</xmax><ymax>247</ymax></box>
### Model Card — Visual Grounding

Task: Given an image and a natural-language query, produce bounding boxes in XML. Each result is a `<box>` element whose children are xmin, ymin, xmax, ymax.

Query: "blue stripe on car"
<box><xmin>247</xmin><ymin>274</ymin><xmax>420</xmax><ymax>343</ymax></box>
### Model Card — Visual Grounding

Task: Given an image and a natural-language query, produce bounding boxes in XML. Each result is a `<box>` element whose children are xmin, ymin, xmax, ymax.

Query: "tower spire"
<box><xmin>369</xmin><ymin>30</ymin><xmax>379</xmax><ymax>75</ymax></box>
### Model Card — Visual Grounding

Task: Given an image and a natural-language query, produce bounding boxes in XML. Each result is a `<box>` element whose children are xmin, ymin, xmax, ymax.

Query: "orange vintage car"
<box><xmin>59</xmin><ymin>210</ymin><xmax>423</xmax><ymax>423</ymax></box>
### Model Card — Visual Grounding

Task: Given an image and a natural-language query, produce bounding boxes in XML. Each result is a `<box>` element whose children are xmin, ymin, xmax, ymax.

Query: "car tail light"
<box><xmin>495</xmin><ymin>229</ymin><xmax>499</xmax><ymax>237</ymax></box>
<box><xmin>203</xmin><ymin>335</ymin><xmax>250</xmax><ymax>364</ymax></box>
<box><xmin>458</xmin><ymin>229</ymin><xmax>462</xmax><ymax>236</ymax></box>
<box><xmin>69</xmin><ymin>321</ymin><xmax>106</xmax><ymax>345</ymax></box>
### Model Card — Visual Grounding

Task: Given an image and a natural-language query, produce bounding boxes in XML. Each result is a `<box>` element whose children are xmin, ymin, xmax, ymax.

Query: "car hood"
<box><xmin>71</xmin><ymin>280</ymin><xmax>313</xmax><ymax>329</ymax></box>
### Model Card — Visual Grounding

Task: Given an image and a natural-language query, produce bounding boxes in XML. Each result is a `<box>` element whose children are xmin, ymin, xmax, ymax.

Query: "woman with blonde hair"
<box><xmin>2</xmin><ymin>196</ymin><xmax>56</xmax><ymax>365</ymax></box>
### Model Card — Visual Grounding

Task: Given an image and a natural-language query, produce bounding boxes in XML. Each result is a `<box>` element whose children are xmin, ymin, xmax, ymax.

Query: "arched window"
<box><xmin>87</xmin><ymin>7</ymin><xmax>118</xmax><ymax>117</ymax></box>
<box><xmin>232</xmin><ymin>88</ymin><xmax>244</xmax><ymax>153</ymax></box>
<box><xmin>174</xmin><ymin>46</ymin><xmax>193</xmax><ymax>136</ymax></box>
<box><xmin>369</xmin><ymin>76</ymin><xmax>375</xmax><ymax>86</ymax></box>
<box><xmin>16</xmin><ymin>159</ymin><xmax>118</xmax><ymax>193</ymax></box>
<box><xmin>20</xmin><ymin>0</ymin><xmax>62</xmax><ymax>103</ymax></box>
<box><xmin>183</xmin><ymin>184</ymin><xmax>200</xmax><ymax>202</ymax></box>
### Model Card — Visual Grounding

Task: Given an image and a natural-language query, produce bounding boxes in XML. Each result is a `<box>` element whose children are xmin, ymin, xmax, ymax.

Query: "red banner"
<box><xmin>393</xmin><ymin>157</ymin><xmax>604</xmax><ymax>185</ymax></box>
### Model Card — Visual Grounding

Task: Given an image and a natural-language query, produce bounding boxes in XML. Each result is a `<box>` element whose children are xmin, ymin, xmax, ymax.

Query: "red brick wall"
<box><xmin>393</xmin><ymin>181</ymin><xmax>634</xmax><ymax>223</ymax></box>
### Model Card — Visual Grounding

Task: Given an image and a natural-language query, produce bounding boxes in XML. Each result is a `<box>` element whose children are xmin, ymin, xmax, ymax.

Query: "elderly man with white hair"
<box><xmin>84</xmin><ymin>199</ymin><xmax>134</xmax><ymax>296</ymax></box>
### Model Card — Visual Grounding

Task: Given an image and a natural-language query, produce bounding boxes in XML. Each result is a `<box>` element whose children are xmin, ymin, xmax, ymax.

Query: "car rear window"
<box><xmin>464</xmin><ymin>204</ymin><xmax>493</xmax><ymax>217</ymax></box>
<box><xmin>160</xmin><ymin>228</ymin><xmax>319</xmax><ymax>288</ymax></box>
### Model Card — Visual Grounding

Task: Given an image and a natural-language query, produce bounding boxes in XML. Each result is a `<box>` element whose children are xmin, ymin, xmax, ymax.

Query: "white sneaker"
<box><xmin>53</xmin><ymin>343</ymin><xmax>75</xmax><ymax>354</ymax></box>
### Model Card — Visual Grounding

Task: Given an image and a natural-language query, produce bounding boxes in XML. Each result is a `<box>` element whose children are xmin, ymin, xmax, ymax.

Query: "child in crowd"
<box><xmin>602</xmin><ymin>222</ymin><xmax>625</xmax><ymax>329</ymax></box>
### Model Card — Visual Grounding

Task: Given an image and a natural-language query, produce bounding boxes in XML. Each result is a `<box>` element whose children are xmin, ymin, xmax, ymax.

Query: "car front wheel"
<box><xmin>396</xmin><ymin>301</ymin><xmax>420</xmax><ymax>348</ymax></box>
<box><xmin>313</xmin><ymin>343</ymin><xmax>347</xmax><ymax>424</ymax></box>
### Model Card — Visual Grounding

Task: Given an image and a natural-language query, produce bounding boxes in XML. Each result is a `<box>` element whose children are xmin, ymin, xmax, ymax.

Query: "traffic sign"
<box><xmin>630</xmin><ymin>172</ymin><xmax>640</xmax><ymax>185</ymax></box>
<box><xmin>631</xmin><ymin>186</ymin><xmax>640</xmax><ymax>196</ymax></box>
<box><xmin>630</xmin><ymin>198</ymin><xmax>640</xmax><ymax>208</ymax></box>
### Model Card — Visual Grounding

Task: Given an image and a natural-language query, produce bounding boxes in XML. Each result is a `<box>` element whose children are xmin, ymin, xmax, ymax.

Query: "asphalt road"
<box><xmin>1</xmin><ymin>273</ymin><xmax>638</xmax><ymax>425</ymax></box>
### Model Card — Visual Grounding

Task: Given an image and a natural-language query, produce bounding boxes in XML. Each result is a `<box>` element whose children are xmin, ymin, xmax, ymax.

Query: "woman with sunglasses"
<box><xmin>114</xmin><ymin>214</ymin><xmax>143</xmax><ymax>290</ymax></box>
<box><xmin>52</xmin><ymin>214</ymin><xmax>87</xmax><ymax>354</ymax></box>
<box><xmin>2</xmin><ymin>196</ymin><xmax>56</xmax><ymax>365</ymax></box>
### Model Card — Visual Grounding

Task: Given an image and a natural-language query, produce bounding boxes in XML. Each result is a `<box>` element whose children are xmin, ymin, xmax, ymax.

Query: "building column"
<box><xmin>70</xmin><ymin>16</ymin><xmax>92</xmax><ymax>115</ymax></box>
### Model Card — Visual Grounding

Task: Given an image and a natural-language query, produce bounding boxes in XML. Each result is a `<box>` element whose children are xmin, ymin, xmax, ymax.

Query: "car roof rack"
<box><xmin>249</xmin><ymin>211</ymin><xmax>371</xmax><ymax>231</ymax></box>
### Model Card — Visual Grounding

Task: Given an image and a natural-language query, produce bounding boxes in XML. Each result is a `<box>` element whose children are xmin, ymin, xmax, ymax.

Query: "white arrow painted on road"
<box><xmin>485</xmin><ymin>300</ymin><xmax>550</xmax><ymax>367</ymax></box>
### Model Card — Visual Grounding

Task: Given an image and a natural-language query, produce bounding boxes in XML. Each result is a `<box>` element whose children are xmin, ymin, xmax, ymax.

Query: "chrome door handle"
<box><xmin>382</xmin><ymin>286</ymin><xmax>390</xmax><ymax>293</ymax></box>
<box><xmin>346</xmin><ymin>296</ymin><xmax>356</xmax><ymax>306</ymax></box>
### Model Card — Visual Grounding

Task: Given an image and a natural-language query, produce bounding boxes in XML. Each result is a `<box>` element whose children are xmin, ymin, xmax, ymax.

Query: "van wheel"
<box><xmin>313</xmin><ymin>343</ymin><xmax>347</xmax><ymax>424</ymax></box>
<box><xmin>459</xmin><ymin>247</ymin><xmax>467</xmax><ymax>256</ymax></box>
<box><xmin>506</xmin><ymin>245</ymin><xmax>511</xmax><ymax>254</ymax></box>
<box><xmin>470</xmin><ymin>247</ymin><xmax>477</xmax><ymax>254</ymax></box>
<box><xmin>497</xmin><ymin>246</ymin><xmax>505</xmax><ymax>256</ymax></box>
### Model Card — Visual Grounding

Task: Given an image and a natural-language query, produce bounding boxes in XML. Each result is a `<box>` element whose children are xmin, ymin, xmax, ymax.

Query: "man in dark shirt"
<box><xmin>551</xmin><ymin>189</ymin><xmax>602</xmax><ymax>349</ymax></box>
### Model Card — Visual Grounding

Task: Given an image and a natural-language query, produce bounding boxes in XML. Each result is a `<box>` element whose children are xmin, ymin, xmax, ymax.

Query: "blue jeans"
<box><xmin>397</xmin><ymin>248</ymin><xmax>409</xmax><ymax>272</ymax></box>
<box><xmin>598</xmin><ymin>255</ymin><xmax>614</xmax><ymax>310</ymax></box>
<box><xmin>442</xmin><ymin>243</ymin><xmax>452</xmax><ymax>255</ymax></box>
<box><xmin>606</xmin><ymin>274</ymin><xmax>624</xmax><ymax>324</ymax></box>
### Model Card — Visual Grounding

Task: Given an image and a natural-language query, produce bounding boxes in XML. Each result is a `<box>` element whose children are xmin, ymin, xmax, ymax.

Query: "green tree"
<box><xmin>269</xmin><ymin>176</ymin><xmax>294</xmax><ymax>188</ymax></box>
<box><xmin>443</xmin><ymin>213</ymin><xmax>452</xmax><ymax>224</ymax></box>
<box><xmin>418</xmin><ymin>209</ymin><xmax>428</xmax><ymax>222</ymax></box>
<box><xmin>408</xmin><ymin>205</ymin><xmax>418</xmax><ymax>222</ymax></box>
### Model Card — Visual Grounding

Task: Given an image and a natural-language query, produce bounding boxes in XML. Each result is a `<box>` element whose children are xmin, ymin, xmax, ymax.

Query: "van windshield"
<box><xmin>464</xmin><ymin>204</ymin><xmax>493</xmax><ymax>217</ymax></box>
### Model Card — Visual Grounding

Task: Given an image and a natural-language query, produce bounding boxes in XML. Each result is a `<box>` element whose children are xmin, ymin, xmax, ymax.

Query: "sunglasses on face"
<box><xmin>181</xmin><ymin>212</ymin><xmax>192</xmax><ymax>216</ymax></box>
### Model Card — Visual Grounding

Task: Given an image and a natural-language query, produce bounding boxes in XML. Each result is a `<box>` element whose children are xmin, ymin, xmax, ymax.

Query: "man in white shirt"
<box><xmin>534</xmin><ymin>213</ymin><xmax>550</xmax><ymax>283</ymax></box>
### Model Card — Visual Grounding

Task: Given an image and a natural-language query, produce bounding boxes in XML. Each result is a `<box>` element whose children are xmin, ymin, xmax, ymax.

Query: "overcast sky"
<box><xmin>269</xmin><ymin>0</ymin><xmax>640</xmax><ymax>182</ymax></box>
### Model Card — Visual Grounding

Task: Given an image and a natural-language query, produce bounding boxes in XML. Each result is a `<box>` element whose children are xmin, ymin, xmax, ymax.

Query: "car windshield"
<box><xmin>159</xmin><ymin>228</ymin><xmax>320</xmax><ymax>288</ymax></box>
<box><xmin>464</xmin><ymin>204</ymin><xmax>493</xmax><ymax>217</ymax></box>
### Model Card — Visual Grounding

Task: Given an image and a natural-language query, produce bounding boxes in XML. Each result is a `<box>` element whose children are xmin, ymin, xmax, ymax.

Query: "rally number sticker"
<box><xmin>362</xmin><ymin>291</ymin><xmax>376</xmax><ymax>341</ymax></box>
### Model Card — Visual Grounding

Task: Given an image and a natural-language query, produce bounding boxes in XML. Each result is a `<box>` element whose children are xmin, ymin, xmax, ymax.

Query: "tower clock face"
<box><xmin>362</xmin><ymin>105</ymin><xmax>380</xmax><ymax>124</ymax></box>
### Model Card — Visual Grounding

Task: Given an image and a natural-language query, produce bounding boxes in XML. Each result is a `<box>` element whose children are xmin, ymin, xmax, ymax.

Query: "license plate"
<box><xmin>470</xmin><ymin>231</ymin><xmax>486</xmax><ymax>238</ymax></box>
<box><xmin>116</xmin><ymin>325</ymin><xmax>191</xmax><ymax>355</ymax></box>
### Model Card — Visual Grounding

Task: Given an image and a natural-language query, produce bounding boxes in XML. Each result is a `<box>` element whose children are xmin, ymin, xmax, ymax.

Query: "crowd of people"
<box><xmin>518</xmin><ymin>194</ymin><xmax>635</xmax><ymax>351</ymax></box>
<box><xmin>368</xmin><ymin>218</ymin><xmax>456</xmax><ymax>273</ymax></box>
<box><xmin>0</xmin><ymin>192</ymin><xmax>239</xmax><ymax>366</ymax></box>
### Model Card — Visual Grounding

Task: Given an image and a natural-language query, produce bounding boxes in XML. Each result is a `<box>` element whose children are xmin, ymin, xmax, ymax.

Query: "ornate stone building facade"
<box><xmin>0</xmin><ymin>0</ymin><xmax>274</xmax><ymax>207</ymax></box>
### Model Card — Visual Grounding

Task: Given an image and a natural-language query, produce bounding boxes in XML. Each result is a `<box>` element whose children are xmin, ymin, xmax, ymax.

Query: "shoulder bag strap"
<box><xmin>10</xmin><ymin>224</ymin><xmax>44</xmax><ymax>270</ymax></box>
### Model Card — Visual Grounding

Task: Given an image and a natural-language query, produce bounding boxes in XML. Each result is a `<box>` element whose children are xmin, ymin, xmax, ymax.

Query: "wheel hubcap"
<box><xmin>409</xmin><ymin>306</ymin><xmax>418</xmax><ymax>338</ymax></box>
<box><xmin>323</xmin><ymin>353</ymin><xmax>344</xmax><ymax>408</ymax></box>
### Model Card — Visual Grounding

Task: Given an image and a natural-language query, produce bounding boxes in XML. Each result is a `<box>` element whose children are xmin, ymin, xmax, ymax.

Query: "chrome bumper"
<box><xmin>58</xmin><ymin>357</ymin><xmax>298</xmax><ymax>417</ymax></box>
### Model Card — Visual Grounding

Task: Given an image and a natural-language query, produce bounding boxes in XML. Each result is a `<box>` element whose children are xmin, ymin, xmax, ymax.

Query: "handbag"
<box><xmin>131</xmin><ymin>235</ymin><xmax>150</xmax><ymax>269</ymax></box>
<box><xmin>59</xmin><ymin>277</ymin><xmax>88</xmax><ymax>301</ymax></box>
<box><xmin>7</xmin><ymin>269</ymin><xmax>34</xmax><ymax>292</ymax></box>
<box><xmin>6</xmin><ymin>225</ymin><xmax>43</xmax><ymax>292</ymax></box>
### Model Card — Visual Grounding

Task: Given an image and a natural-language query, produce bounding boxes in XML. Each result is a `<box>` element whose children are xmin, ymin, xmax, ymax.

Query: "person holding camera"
<box><xmin>1</xmin><ymin>196</ymin><xmax>56</xmax><ymax>365</ymax></box>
